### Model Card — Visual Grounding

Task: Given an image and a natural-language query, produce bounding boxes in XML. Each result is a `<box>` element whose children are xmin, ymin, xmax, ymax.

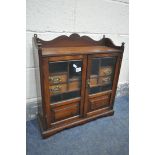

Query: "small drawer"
<box><xmin>49</xmin><ymin>73</ymin><xmax>67</xmax><ymax>84</ymax></box>
<box><xmin>52</xmin><ymin>103</ymin><xmax>79</xmax><ymax>121</ymax></box>
<box><xmin>68</xmin><ymin>80</ymin><xmax>80</xmax><ymax>91</ymax></box>
<box><xmin>49</xmin><ymin>84</ymin><xmax>67</xmax><ymax>95</ymax></box>
<box><xmin>98</xmin><ymin>76</ymin><xmax>111</xmax><ymax>85</ymax></box>
<box><xmin>99</xmin><ymin>66</ymin><xmax>112</xmax><ymax>76</ymax></box>
<box><xmin>89</xmin><ymin>93</ymin><xmax>110</xmax><ymax>110</ymax></box>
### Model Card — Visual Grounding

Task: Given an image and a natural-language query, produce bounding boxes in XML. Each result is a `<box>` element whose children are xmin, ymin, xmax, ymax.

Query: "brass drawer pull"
<box><xmin>87</xmin><ymin>79</ymin><xmax>90</xmax><ymax>88</ymax></box>
<box><xmin>50</xmin><ymin>77</ymin><xmax>62</xmax><ymax>83</ymax></box>
<box><xmin>100</xmin><ymin>66</ymin><xmax>112</xmax><ymax>76</ymax></box>
<box><xmin>102</xmin><ymin>77</ymin><xmax>111</xmax><ymax>82</ymax></box>
<box><xmin>50</xmin><ymin>85</ymin><xmax>62</xmax><ymax>94</ymax></box>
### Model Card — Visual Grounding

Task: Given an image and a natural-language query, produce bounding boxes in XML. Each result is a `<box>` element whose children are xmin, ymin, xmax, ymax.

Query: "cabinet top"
<box><xmin>33</xmin><ymin>33</ymin><xmax>124</xmax><ymax>57</ymax></box>
<box><xmin>41</xmin><ymin>46</ymin><xmax>122</xmax><ymax>57</ymax></box>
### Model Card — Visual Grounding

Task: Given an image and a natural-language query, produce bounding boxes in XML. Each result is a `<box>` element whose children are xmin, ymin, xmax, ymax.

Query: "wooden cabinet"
<box><xmin>33</xmin><ymin>33</ymin><xmax>124</xmax><ymax>138</ymax></box>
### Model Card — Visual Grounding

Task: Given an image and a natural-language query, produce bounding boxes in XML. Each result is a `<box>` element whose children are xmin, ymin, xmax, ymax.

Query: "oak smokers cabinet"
<box><xmin>33</xmin><ymin>33</ymin><xmax>124</xmax><ymax>138</ymax></box>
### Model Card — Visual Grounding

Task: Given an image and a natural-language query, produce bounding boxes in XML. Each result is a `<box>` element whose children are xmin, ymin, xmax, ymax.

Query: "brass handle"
<box><xmin>102</xmin><ymin>77</ymin><xmax>111</xmax><ymax>84</ymax></box>
<box><xmin>50</xmin><ymin>85</ymin><xmax>62</xmax><ymax>94</ymax></box>
<box><xmin>106</xmin><ymin>70</ymin><xmax>112</xmax><ymax>75</ymax></box>
<box><xmin>52</xmin><ymin>85</ymin><xmax>61</xmax><ymax>90</ymax></box>
<box><xmin>103</xmin><ymin>67</ymin><xmax>112</xmax><ymax>76</ymax></box>
<box><xmin>50</xmin><ymin>77</ymin><xmax>61</xmax><ymax>83</ymax></box>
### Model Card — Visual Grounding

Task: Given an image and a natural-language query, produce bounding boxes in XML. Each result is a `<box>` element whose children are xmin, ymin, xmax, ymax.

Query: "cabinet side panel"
<box><xmin>110</xmin><ymin>53</ymin><xmax>123</xmax><ymax>106</ymax></box>
<box><xmin>32</xmin><ymin>39</ymin><xmax>44</xmax><ymax>118</ymax></box>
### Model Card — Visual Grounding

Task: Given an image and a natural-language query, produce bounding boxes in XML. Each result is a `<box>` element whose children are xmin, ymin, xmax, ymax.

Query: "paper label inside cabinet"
<box><xmin>76</xmin><ymin>67</ymin><xmax>81</xmax><ymax>72</ymax></box>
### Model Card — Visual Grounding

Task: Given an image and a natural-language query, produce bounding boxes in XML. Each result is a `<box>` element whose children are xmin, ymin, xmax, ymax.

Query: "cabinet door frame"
<box><xmin>41</xmin><ymin>55</ymin><xmax>87</xmax><ymax>128</ymax></box>
<box><xmin>84</xmin><ymin>53</ymin><xmax>123</xmax><ymax>116</ymax></box>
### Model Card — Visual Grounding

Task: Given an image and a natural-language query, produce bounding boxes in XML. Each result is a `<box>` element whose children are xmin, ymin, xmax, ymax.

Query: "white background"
<box><xmin>0</xmin><ymin>0</ymin><xmax>155</xmax><ymax>155</ymax></box>
<box><xmin>26</xmin><ymin>0</ymin><xmax>129</xmax><ymax>104</ymax></box>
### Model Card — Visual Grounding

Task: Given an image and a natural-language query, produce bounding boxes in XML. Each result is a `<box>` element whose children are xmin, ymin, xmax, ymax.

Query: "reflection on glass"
<box><xmin>69</xmin><ymin>61</ymin><xmax>82</xmax><ymax>79</ymax></box>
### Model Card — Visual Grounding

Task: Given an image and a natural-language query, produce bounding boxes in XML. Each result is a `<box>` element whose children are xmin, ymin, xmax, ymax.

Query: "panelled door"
<box><xmin>43</xmin><ymin>55</ymin><xmax>87</xmax><ymax>127</ymax></box>
<box><xmin>84</xmin><ymin>53</ymin><xmax>121</xmax><ymax>116</ymax></box>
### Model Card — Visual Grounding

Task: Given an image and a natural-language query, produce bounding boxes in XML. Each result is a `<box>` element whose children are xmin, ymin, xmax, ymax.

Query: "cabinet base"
<box><xmin>38</xmin><ymin>109</ymin><xmax>114</xmax><ymax>139</ymax></box>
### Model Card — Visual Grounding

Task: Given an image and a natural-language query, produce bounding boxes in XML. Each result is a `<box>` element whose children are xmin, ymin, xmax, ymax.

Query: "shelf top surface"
<box><xmin>41</xmin><ymin>46</ymin><xmax>121</xmax><ymax>57</ymax></box>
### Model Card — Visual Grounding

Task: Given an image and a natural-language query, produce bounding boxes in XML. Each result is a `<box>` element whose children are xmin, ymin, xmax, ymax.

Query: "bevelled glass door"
<box><xmin>48</xmin><ymin>56</ymin><xmax>86</xmax><ymax>123</ymax></box>
<box><xmin>86</xmin><ymin>55</ymin><xmax>117</xmax><ymax>112</ymax></box>
<box><xmin>89</xmin><ymin>57</ymin><xmax>116</xmax><ymax>94</ymax></box>
<box><xmin>48</xmin><ymin>60</ymin><xmax>82</xmax><ymax>104</ymax></box>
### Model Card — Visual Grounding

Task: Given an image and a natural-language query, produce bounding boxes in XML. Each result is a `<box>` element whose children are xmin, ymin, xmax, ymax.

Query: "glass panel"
<box><xmin>49</xmin><ymin>60</ymin><xmax>82</xmax><ymax>104</ymax></box>
<box><xmin>49</xmin><ymin>61</ymin><xmax>68</xmax><ymax>74</ymax></box>
<box><xmin>69</xmin><ymin>61</ymin><xmax>82</xmax><ymax>79</ymax></box>
<box><xmin>89</xmin><ymin>57</ymin><xmax>116</xmax><ymax>94</ymax></box>
<box><xmin>91</xmin><ymin>58</ymin><xmax>100</xmax><ymax>75</ymax></box>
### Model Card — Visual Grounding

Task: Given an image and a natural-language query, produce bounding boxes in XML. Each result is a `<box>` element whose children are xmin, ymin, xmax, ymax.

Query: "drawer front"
<box><xmin>99</xmin><ymin>66</ymin><xmax>112</xmax><ymax>76</ymax></box>
<box><xmin>68</xmin><ymin>81</ymin><xmax>80</xmax><ymax>91</ymax></box>
<box><xmin>89</xmin><ymin>93</ymin><xmax>111</xmax><ymax>111</ymax></box>
<box><xmin>49</xmin><ymin>73</ymin><xmax>67</xmax><ymax>84</ymax></box>
<box><xmin>52</xmin><ymin>102</ymin><xmax>80</xmax><ymax>122</ymax></box>
<box><xmin>49</xmin><ymin>84</ymin><xmax>67</xmax><ymax>95</ymax></box>
<box><xmin>98</xmin><ymin>76</ymin><xmax>111</xmax><ymax>85</ymax></box>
